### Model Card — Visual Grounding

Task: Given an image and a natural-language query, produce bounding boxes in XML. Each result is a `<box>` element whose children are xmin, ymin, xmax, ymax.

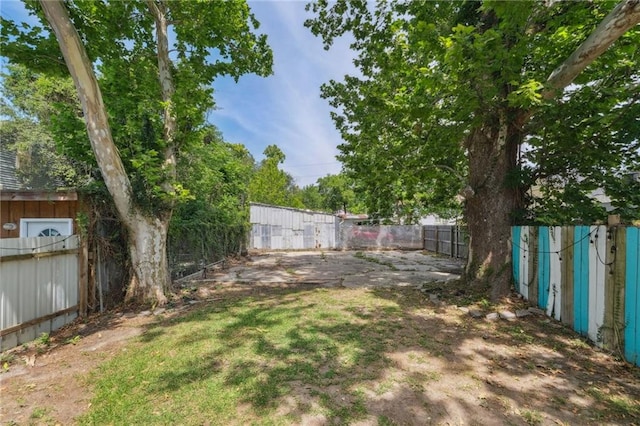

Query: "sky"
<box><xmin>0</xmin><ymin>0</ymin><xmax>357</xmax><ymax>188</ymax></box>
<box><xmin>212</xmin><ymin>1</ymin><xmax>357</xmax><ymax>187</ymax></box>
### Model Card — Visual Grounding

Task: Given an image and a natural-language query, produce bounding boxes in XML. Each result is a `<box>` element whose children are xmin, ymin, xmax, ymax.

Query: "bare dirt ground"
<box><xmin>1</xmin><ymin>250</ymin><xmax>639</xmax><ymax>425</ymax></box>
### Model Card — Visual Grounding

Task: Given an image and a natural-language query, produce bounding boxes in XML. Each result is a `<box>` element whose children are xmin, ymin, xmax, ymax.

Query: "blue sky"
<box><xmin>212</xmin><ymin>1</ymin><xmax>356</xmax><ymax>186</ymax></box>
<box><xmin>0</xmin><ymin>0</ymin><xmax>356</xmax><ymax>187</ymax></box>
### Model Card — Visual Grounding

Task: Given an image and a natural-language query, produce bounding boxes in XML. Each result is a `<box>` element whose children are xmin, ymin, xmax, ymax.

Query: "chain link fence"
<box><xmin>167</xmin><ymin>223</ymin><xmax>247</xmax><ymax>280</ymax></box>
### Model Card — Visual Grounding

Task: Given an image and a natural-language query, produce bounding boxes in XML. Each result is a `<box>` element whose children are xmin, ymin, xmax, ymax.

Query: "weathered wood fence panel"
<box><xmin>423</xmin><ymin>226</ymin><xmax>468</xmax><ymax>259</ymax></box>
<box><xmin>0</xmin><ymin>236</ymin><xmax>80</xmax><ymax>351</ymax></box>
<box><xmin>512</xmin><ymin>225</ymin><xmax>640</xmax><ymax>366</ymax></box>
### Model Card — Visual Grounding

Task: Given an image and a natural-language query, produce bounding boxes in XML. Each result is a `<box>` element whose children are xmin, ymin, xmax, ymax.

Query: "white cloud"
<box><xmin>2</xmin><ymin>0</ymin><xmax>357</xmax><ymax>187</ymax></box>
<box><xmin>210</xmin><ymin>0</ymin><xmax>358</xmax><ymax>186</ymax></box>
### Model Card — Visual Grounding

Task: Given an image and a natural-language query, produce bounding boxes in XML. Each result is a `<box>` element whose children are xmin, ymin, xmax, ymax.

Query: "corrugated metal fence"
<box><xmin>512</xmin><ymin>225</ymin><xmax>640</xmax><ymax>366</ymax></box>
<box><xmin>249</xmin><ymin>205</ymin><xmax>468</xmax><ymax>254</ymax></box>
<box><xmin>0</xmin><ymin>236</ymin><xmax>83</xmax><ymax>351</ymax></box>
<box><xmin>423</xmin><ymin>225</ymin><xmax>468</xmax><ymax>259</ymax></box>
<box><xmin>249</xmin><ymin>203</ymin><xmax>337</xmax><ymax>250</ymax></box>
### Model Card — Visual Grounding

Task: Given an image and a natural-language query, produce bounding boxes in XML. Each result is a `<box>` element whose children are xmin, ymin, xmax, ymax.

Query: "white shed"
<box><xmin>249</xmin><ymin>203</ymin><xmax>338</xmax><ymax>250</ymax></box>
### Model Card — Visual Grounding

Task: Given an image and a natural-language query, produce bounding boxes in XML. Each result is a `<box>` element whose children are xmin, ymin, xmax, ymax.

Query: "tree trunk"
<box><xmin>40</xmin><ymin>0</ymin><xmax>170</xmax><ymax>305</ymax></box>
<box><xmin>464</xmin><ymin>111</ymin><xmax>525</xmax><ymax>300</ymax></box>
<box><xmin>125</xmin><ymin>212</ymin><xmax>170</xmax><ymax>305</ymax></box>
<box><xmin>464</xmin><ymin>0</ymin><xmax>640</xmax><ymax>301</ymax></box>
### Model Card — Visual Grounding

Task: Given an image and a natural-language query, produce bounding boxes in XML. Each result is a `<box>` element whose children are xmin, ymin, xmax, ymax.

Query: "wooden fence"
<box><xmin>512</xmin><ymin>226</ymin><xmax>640</xmax><ymax>366</ymax></box>
<box><xmin>0</xmin><ymin>235</ymin><xmax>87</xmax><ymax>351</ymax></box>
<box><xmin>423</xmin><ymin>225</ymin><xmax>468</xmax><ymax>259</ymax></box>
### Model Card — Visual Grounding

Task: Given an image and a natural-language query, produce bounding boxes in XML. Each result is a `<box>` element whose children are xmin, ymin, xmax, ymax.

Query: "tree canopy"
<box><xmin>306</xmin><ymin>0</ymin><xmax>640</xmax><ymax>298</ymax></box>
<box><xmin>0</xmin><ymin>63</ymin><xmax>84</xmax><ymax>190</ymax></box>
<box><xmin>307</xmin><ymin>0</ymin><xmax>639</xmax><ymax>223</ymax></box>
<box><xmin>248</xmin><ymin>144</ymin><xmax>304</xmax><ymax>208</ymax></box>
<box><xmin>1</xmin><ymin>0</ymin><xmax>273</xmax><ymax>304</ymax></box>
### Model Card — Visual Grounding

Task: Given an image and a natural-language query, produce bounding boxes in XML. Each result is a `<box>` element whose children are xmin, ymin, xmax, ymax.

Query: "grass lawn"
<box><xmin>80</xmin><ymin>288</ymin><xmax>400</xmax><ymax>425</ymax></box>
<box><xmin>77</xmin><ymin>285</ymin><xmax>640</xmax><ymax>426</ymax></box>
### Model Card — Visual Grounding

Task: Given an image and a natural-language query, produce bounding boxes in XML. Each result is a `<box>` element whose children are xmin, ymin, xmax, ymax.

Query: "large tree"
<box><xmin>1</xmin><ymin>0</ymin><xmax>272</xmax><ymax>304</ymax></box>
<box><xmin>248</xmin><ymin>144</ymin><xmax>303</xmax><ymax>208</ymax></box>
<box><xmin>306</xmin><ymin>0</ymin><xmax>640</xmax><ymax>299</ymax></box>
<box><xmin>316</xmin><ymin>173</ymin><xmax>363</xmax><ymax>214</ymax></box>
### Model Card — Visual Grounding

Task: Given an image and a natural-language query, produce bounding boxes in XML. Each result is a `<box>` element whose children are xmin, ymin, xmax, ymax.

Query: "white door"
<box><xmin>20</xmin><ymin>218</ymin><xmax>73</xmax><ymax>237</ymax></box>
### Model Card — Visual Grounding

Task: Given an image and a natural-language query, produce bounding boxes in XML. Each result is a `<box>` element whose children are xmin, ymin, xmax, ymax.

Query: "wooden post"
<box><xmin>78</xmin><ymin>235</ymin><xmax>89</xmax><ymax>317</ymax></box>
<box><xmin>614</xmin><ymin>226</ymin><xmax>628</xmax><ymax>359</ymax></box>
<box><xmin>529</xmin><ymin>227</ymin><xmax>539</xmax><ymax>307</ymax></box>
<box><xmin>451</xmin><ymin>226</ymin><xmax>455</xmax><ymax>258</ymax></box>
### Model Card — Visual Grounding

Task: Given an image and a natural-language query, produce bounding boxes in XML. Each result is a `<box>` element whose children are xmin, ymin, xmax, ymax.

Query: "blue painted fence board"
<box><xmin>625</xmin><ymin>227</ymin><xmax>639</xmax><ymax>366</ymax></box>
<box><xmin>573</xmin><ymin>226</ymin><xmax>590</xmax><ymax>337</ymax></box>
<box><xmin>538</xmin><ymin>227</ymin><xmax>550</xmax><ymax>310</ymax></box>
<box><xmin>513</xmin><ymin>225</ymin><xmax>640</xmax><ymax>366</ymax></box>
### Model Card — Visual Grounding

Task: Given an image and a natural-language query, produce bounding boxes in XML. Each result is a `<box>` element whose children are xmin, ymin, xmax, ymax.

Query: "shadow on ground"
<box><xmin>103</xmin><ymin>274</ymin><xmax>640</xmax><ymax>425</ymax></box>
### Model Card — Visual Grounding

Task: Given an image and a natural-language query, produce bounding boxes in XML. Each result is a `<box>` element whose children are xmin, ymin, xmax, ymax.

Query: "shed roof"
<box><xmin>0</xmin><ymin>149</ymin><xmax>20</xmax><ymax>191</ymax></box>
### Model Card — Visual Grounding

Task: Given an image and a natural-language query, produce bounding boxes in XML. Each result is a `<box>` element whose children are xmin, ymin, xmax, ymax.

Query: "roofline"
<box><xmin>249</xmin><ymin>202</ymin><xmax>336</xmax><ymax>217</ymax></box>
<box><xmin>0</xmin><ymin>190</ymin><xmax>78</xmax><ymax>202</ymax></box>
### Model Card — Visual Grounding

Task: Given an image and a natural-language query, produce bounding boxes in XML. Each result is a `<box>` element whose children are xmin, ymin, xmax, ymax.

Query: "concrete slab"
<box><xmin>198</xmin><ymin>250</ymin><xmax>464</xmax><ymax>289</ymax></box>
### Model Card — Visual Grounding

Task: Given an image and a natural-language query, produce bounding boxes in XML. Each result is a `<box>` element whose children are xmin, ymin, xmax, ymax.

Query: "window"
<box><xmin>19</xmin><ymin>218</ymin><xmax>73</xmax><ymax>238</ymax></box>
<box><xmin>38</xmin><ymin>228</ymin><xmax>62</xmax><ymax>237</ymax></box>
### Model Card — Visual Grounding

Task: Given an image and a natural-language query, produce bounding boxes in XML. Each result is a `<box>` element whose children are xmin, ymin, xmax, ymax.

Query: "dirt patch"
<box><xmin>1</xmin><ymin>251</ymin><xmax>639</xmax><ymax>425</ymax></box>
<box><xmin>1</xmin><ymin>311</ymin><xmax>151</xmax><ymax>424</ymax></box>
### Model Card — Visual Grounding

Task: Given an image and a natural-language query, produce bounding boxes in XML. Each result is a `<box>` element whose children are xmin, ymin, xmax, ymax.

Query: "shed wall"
<box><xmin>0</xmin><ymin>192</ymin><xmax>79</xmax><ymax>239</ymax></box>
<box><xmin>249</xmin><ymin>203</ymin><xmax>337</xmax><ymax>250</ymax></box>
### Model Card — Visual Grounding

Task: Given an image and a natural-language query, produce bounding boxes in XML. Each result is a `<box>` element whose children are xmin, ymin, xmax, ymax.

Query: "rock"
<box><xmin>24</xmin><ymin>354</ymin><xmax>36</xmax><ymax>367</ymax></box>
<box><xmin>123</xmin><ymin>312</ymin><xmax>136</xmax><ymax>319</ymax></box>
<box><xmin>516</xmin><ymin>309</ymin><xmax>531</xmax><ymax>318</ymax></box>
<box><xmin>499</xmin><ymin>311</ymin><xmax>517</xmax><ymax>321</ymax></box>
<box><xmin>429</xmin><ymin>293</ymin><xmax>439</xmax><ymax>302</ymax></box>
<box><xmin>528</xmin><ymin>307</ymin><xmax>545</xmax><ymax>316</ymax></box>
<box><xmin>458</xmin><ymin>306</ymin><xmax>470</xmax><ymax>314</ymax></box>
<box><xmin>469</xmin><ymin>309</ymin><xmax>484</xmax><ymax>319</ymax></box>
<box><xmin>153</xmin><ymin>308</ymin><xmax>166</xmax><ymax>316</ymax></box>
<box><xmin>485</xmin><ymin>312</ymin><xmax>499</xmax><ymax>321</ymax></box>
<box><xmin>139</xmin><ymin>310</ymin><xmax>152</xmax><ymax>317</ymax></box>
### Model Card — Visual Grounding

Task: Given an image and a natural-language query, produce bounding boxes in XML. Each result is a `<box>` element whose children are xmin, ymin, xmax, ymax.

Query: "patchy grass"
<box><xmin>520</xmin><ymin>408</ymin><xmax>543</xmax><ymax>425</ymax></box>
<box><xmin>72</xmin><ymin>284</ymin><xmax>640</xmax><ymax>426</ymax></box>
<box><xmin>354</xmin><ymin>251</ymin><xmax>398</xmax><ymax>270</ymax></box>
<box><xmin>586</xmin><ymin>385</ymin><xmax>640</xmax><ymax>419</ymax></box>
<box><xmin>0</xmin><ymin>267</ymin><xmax>633</xmax><ymax>426</ymax></box>
<box><xmin>79</xmin><ymin>289</ymin><xmax>403</xmax><ymax>425</ymax></box>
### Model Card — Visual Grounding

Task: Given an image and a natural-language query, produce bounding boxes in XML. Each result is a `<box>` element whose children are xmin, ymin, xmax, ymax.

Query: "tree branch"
<box><xmin>39</xmin><ymin>0</ymin><xmax>134</xmax><ymax>221</ymax></box>
<box><xmin>146</xmin><ymin>0</ymin><xmax>178</xmax><ymax>195</ymax></box>
<box><xmin>543</xmin><ymin>0</ymin><xmax>640</xmax><ymax>100</ymax></box>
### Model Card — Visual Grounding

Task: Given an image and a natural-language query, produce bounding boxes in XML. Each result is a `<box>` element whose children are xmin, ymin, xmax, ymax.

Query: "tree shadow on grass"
<box><xmin>93</xmin><ymin>280</ymin><xmax>639</xmax><ymax>425</ymax></box>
